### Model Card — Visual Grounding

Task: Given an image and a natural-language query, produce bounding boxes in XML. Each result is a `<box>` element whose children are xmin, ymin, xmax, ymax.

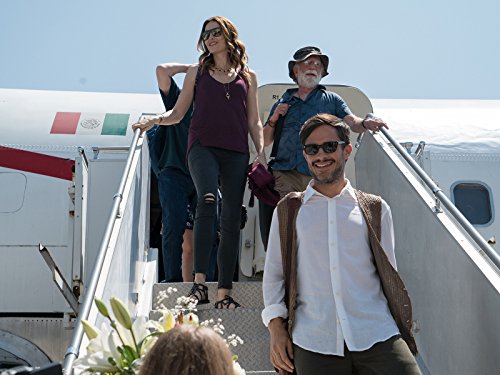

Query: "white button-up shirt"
<box><xmin>262</xmin><ymin>180</ymin><xmax>400</xmax><ymax>355</ymax></box>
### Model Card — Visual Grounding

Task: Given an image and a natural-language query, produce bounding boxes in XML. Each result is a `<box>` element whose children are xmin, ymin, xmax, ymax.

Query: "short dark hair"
<box><xmin>299</xmin><ymin>113</ymin><xmax>350</xmax><ymax>146</ymax></box>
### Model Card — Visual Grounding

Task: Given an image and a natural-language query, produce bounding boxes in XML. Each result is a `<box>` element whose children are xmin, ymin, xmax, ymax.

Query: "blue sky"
<box><xmin>1</xmin><ymin>0</ymin><xmax>499</xmax><ymax>99</ymax></box>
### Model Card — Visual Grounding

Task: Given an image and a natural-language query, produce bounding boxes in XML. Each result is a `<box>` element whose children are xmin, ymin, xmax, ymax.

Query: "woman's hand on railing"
<box><xmin>132</xmin><ymin>115</ymin><xmax>157</xmax><ymax>134</ymax></box>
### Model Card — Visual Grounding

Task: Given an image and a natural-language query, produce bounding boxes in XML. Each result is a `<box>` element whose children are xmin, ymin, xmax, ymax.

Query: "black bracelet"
<box><xmin>362</xmin><ymin>119</ymin><xmax>367</xmax><ymax>129</ymax></box>
<box><xmin>266</xmin><ymin>120</ymin><xmax>276</xmax><ymax>128</ymax></box>
<box><xmin>158</xmin><ymin>114</ymin><xmax>164</xmax><ymax>124</ymax></box>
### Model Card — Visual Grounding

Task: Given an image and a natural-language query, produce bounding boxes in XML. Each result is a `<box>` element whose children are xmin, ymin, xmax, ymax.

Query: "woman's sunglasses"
<box><xmin>303</xmin><ymin>141</ymin><xmax>348</xmax><ymax>156</ymax></box>
<box><xmin>202</xmin><ymin>27</ymin><xmax>222</xmax><ymax>41</ymax></box>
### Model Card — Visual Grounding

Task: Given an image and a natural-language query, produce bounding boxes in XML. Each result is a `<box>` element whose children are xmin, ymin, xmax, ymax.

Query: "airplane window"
<box><xmin>453</xmin><ymin>183</ymin><xmax>492</xmax><ymax>225</ymax></box>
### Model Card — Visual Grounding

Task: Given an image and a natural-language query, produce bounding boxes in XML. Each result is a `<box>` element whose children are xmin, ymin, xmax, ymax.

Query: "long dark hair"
<box><xmin>197</xmin><ymin>16</ymin><xmax>250</xmax><ymax>83</ymax></box>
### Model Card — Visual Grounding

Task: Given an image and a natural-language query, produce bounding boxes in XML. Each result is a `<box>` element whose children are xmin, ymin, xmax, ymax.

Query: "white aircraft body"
<box><xmin>0</xmin><ymin>87</ymin><xmax>498</xmax><ymax>374</ymax></box>
<box><xmin>374</xmin><ymin>99</ymin><xmax>500</xmax><ymax>249</ymax></box>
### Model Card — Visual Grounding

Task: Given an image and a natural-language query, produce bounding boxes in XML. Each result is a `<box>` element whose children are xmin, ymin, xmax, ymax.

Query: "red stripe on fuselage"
<box><xmin>0</xmin><ymin>146</ymin><xmax>74</xmax><ymax>181</ymax></box>
<box><xmin>51</xmin><ymin>112</ymin><xmax>81</xmax><ymax>134</ymax></box>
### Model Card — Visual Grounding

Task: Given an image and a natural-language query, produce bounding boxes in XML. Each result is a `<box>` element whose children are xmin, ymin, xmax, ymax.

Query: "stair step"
<box><xmin>151</xmin><ymin>281</ymin><xmax>273</xmax><ymax>372</ymax></box>
<box><xmin>152</xmin><ymin>281</ymin><xmax>264</xmax><ymax>309</ymax></box>
<box><xmin>149</xmin><ymin>308</ymin><xmax>273</xmax><ymax>372</ymax></box>
<box><xmin>200</xmin><ymin>309</ymin><xmax>272</xmax><ymax>372</ymax></box>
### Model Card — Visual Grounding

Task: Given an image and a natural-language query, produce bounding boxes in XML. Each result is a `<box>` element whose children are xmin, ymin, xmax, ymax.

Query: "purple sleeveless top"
<box><xmin>188</xmin><ymin>69</ymin><xmax>249</xmax><ymax>154</ymax></box>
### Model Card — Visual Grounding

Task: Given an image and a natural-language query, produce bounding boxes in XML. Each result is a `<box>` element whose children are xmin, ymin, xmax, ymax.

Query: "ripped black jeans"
<box><xmin>188</xmin><ymin>142</ymin><xmax>249</xmax><ymax>290</ymax></box>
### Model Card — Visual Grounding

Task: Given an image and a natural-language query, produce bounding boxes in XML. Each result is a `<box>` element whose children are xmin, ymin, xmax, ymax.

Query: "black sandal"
<box><xmin>187</xmin><ymin>283</ymin><xmax>209</xmax><ymax>305</ymax></box>
<box><xmin>214</xmin><ymin>295</ymin><xmax>241</xmax><ymax>309</ymax></box>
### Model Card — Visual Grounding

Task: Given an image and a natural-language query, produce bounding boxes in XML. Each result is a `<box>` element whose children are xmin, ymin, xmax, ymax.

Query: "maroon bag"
<box><xmin>247</xmin><ymin>163</ymin><xmax>280</xmax><ymax>207</ymax></box>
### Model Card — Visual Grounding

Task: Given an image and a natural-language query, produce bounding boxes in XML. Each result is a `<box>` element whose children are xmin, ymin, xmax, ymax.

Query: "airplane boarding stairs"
<box><xmin>145</xmin><ymin>129</ymin><xmax>500</xmax><ymax>375</ymax></box>
<box><xmin>61</xmin><ymin>131</ymin><xmax>276</xmax><ymax>374</ymax></box>
<box><xmin>64</xmin><ymin>129</ymin><xmax>499</xmax><ymax>375</ymax></box>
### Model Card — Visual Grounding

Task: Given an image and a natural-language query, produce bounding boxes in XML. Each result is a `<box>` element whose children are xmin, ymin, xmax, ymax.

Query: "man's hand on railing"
<box><xmin>362</xmin><ymin>114</ymin><xmax>388</xmax><ymax>133</ymax></box>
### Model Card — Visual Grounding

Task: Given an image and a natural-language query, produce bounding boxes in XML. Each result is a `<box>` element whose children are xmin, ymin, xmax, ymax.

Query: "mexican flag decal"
<box><xmin>50</xmin><ymin>112</ymin><xmax>130</xmax><ymax>136</ymax></box>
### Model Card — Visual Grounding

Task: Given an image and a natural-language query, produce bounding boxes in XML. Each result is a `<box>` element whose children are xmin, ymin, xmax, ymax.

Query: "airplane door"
<box><xmin>71</xmin><ymin>149</ymin><xmax>89</xmax><ymax>301</ymax></box>
<box><xmin>239</xmin><ymin>84</ymin><xmax>374</xmax><ymax>278</ymax></box>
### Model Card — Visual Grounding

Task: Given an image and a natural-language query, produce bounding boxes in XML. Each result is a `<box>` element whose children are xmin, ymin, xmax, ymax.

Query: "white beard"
<box><xmin>296</xmin><ymin>71</ymin><xmax>322</xmax><ymax>88</ymax></box>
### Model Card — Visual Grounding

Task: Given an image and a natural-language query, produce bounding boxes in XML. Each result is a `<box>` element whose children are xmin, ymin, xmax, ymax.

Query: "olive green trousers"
<box><xmin>293</xmin><ymin>335</ymin><xmax>422</xmax><ymax>375</ymax></box>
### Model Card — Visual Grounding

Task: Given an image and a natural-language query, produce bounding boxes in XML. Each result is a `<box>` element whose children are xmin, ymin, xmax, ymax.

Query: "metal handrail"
<box><xmin>92</xmin><ymin>146</ymin><xmax>130</xmax><ymax>159</ymax></box>
<box><xmin>91</xmin><ymin>146</ymin><xmax>130</xmax><ymax>152</ymax></box>
<box><xmin>63</xmin><ymin>129</ymin><xmax>142</xmax><ymax>374</ymax></box>
<box><xmin>379</xmin><ymin>127</ymin><xmax>500</xmax><ymax>269</ymax></box>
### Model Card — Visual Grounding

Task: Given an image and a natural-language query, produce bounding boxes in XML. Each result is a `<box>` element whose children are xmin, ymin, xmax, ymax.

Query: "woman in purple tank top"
<box><xmin>133</xmin><ymin>16</ymin><xmax>266</xmax><ymax>309</ymax></box>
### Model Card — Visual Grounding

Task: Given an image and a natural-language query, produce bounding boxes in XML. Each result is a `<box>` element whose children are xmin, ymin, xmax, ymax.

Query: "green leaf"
<box><xmin>107</xmin><ymin>356</ymin><xmax>117</xmax><ymax>366</ymax></box>
<box><xmin>150</xmin><ymin>331</ymin><xmax>163</xmax><ymax>336</ymax></box>
<box><xmin>137</xmin><ymin>331</ymin><xmax>160</xmax><ymax>347</ymax></box>
<box><xmin>118</xmin><ymin>344</ymin><xmax>138</xmax><ymax>363</ymax></box>
<box><xmin>116</xmin><ymin>346</ymin><xmax>130</xmax><ymax>369</ymax></box>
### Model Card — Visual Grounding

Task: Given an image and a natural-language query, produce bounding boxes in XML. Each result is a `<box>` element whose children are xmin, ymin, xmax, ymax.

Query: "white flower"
<box><xmin>183</xmin><ymin>312</ymin><xmax>199</xmax><ymax>326</ymax></box>
<box><xmin>140</xmin><ymin>335</ymin><xmax>158</xmax><ymax>354</ymax></box>
<box><xmin>75</xmin><ymin>324</ymin><xmax>121</xmax><ymax>373</ymax></box>
<box><xmin>74</xmin><ymin>350</ymin><xmax>120</xmax><ymax>373</ymax></box>
<box><xmin>76</xmin><ymin>295</ymin><xmax>246</xmax><ymax>375</ymax></box>
<box><xmin>147</xmin><ymin>309</ymin><xmax>176</xmax><ymax>333</ymax></box>
<box><xmin>132</xmin><ymin>316</ymin><xmax>149</xmax><ymax>345</ymax></box>
<box><xmin>233</xmin><ymin>360</ymin><xmax>246</xmax><ymax>375</ymax></box>
<box><xmin>160</xmin><ymin>309</ymin><xmax>176</xmax><ymax>331</ymax></box>
<box><xmin>175</xmin><ymin>295</ymin><xmax>199</xmax><ymax>311</ymax></box>
<box><xmin>107</xmin><ymin>330</ymin><xmax>122</xmax><ymax>361</ymax></box>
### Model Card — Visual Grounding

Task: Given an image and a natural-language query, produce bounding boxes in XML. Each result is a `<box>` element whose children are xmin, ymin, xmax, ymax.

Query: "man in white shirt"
<box><xmin>262</xmin><ymin>113</ymin><xmax>421</xmax><ymax>374</ymax></box>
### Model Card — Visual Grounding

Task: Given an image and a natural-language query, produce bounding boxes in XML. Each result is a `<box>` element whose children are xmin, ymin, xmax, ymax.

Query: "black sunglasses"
<box><xmin>201</xmin><ymin>27</ymin><xmax>222</xmax><ymax>41</ymax></box>
<box><xmin>303</xmin><ymin>141</ymin><xmax>348</xmax><ymax>156</ymax></box>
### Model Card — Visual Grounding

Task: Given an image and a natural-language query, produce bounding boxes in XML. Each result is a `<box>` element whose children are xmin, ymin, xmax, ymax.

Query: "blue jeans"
<box><xmin>157</xmin><ymin>167</ymin><xmax>197</xmax><ymax>282</ymax></box>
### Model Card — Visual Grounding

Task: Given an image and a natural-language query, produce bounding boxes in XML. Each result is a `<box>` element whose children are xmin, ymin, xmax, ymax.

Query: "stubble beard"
<box><xmin>311</xmin><ymin>159</ymin><xmax>345</xmax><ymax>185</ymax></box>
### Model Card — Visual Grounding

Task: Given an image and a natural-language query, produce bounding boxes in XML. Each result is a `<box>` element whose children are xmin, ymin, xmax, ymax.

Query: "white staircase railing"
<box><xmin>62</xmin><ymin>129</ymin><xmax>144</xmax><ymax>374</ymax></box>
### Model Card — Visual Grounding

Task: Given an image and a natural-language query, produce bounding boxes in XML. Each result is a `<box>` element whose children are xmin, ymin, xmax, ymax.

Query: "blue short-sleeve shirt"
<box><xmin>267</xmin><ymin>85</ymin><xmax>351</xmax><ymax>176</ymax></box>
<box><xmin>148</xmin><ymin>78</ymin><xmax>193</xmax><ymax>177</ymax></box>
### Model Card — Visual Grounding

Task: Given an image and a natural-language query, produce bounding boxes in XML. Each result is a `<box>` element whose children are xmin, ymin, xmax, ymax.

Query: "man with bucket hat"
<box><xmin>258</xmin><ymin>46</ymin><xmax>387</xmax><ymax>248</ymax></box>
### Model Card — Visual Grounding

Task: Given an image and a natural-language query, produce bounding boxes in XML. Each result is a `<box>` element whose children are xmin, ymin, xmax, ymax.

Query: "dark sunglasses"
<box><xmin>201</xmin><ymin>27</ymin><xmax>222</xmax><ymax>41</ymax></box>
<box><xmin>303</xmin><ymin>141</ymin><xmax>348</xmax><ymax>156</ymax></box>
